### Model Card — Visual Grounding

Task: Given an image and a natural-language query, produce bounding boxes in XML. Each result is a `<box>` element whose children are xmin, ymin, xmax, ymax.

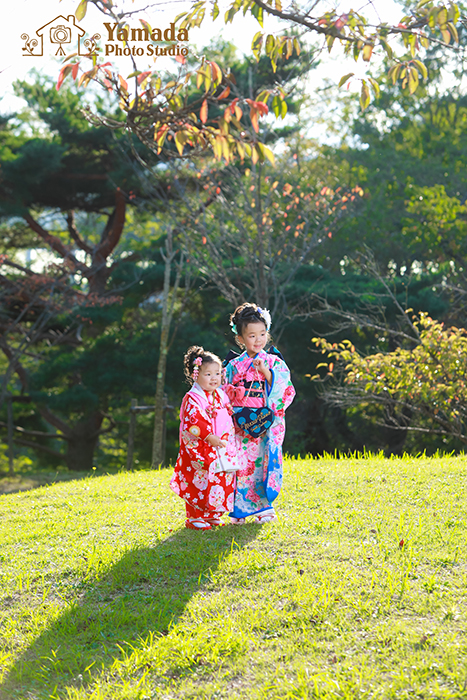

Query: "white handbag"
<box><xmin>215</xmin><ymin>443</ymin><xmax>242</xmax><ymax>472</ymax></box>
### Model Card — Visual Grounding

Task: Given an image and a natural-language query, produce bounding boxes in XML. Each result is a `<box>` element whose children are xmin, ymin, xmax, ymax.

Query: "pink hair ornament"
<box><xmin>193</xmin><ymin>356</ymin><xmax>203</xmax><ymax>382</ymax></box>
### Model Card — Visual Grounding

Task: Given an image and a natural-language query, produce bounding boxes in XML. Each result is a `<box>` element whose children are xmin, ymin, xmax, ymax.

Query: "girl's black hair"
<box><xmin>183</xmin><ymin>345</ymin><xmax>222</xmax><ymax>384</ymax></box>
<box><xmin>230</xmin><ymin>303</ymin><xmax>270</xmax><ymax>348</ymax></box>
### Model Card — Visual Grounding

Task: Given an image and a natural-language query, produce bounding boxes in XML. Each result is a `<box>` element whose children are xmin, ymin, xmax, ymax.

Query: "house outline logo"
<box><xmin>21</xmin><ymin>15</ymin><xmax>100</xmax><ymax>57</ymax></box>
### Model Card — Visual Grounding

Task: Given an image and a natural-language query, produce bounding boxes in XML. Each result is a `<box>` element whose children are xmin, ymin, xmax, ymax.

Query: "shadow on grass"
<box><xmin>0</xmin><ymin>524</ymin><xmax>259</xmax><ymax>700</ymax></box>
<box><xmin>0</xmin><ymin>468</ymin><xmax>115</xmax><ymax>495</ymax></box>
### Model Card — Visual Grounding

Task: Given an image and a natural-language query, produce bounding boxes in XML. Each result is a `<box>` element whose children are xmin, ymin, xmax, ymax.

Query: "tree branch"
<box><xmin>0</xmin><ymin>421</ymin><xmax>67</xmax><ymax>440</ymax></box>
<box><xmin>94</xmin><ymin>189</ymin><xmax>127</xmax><ymax>261</ymax></box>
<box><xmin>12</xmin><ymin>437</ymin><xmax>64</xmax><ymax>458</ymax></box>
<box><xmin>66</xmin><ymin>211</ymin><xmax>93</xmax><ymax>254</ymax></box>
<box><xmin>24</xmin><ymin>213</ymin><xmax>88</xmax><ymax>275</ymax></box>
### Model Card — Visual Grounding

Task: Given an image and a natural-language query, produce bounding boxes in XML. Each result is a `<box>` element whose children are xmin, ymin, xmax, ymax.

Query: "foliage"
<box><xmin>178</xmin><ymin>160</ymin><xmax>364</xmax><ymax>328</ymax></box>
<box><xmin>58</xmin><ymin>11</ymin><xmax>283</xmax><ymax>165</ymax></box>
<box><xmin>402</xmin><ymin>183</ymin><xmax>467</xmax><ymax>267</ymax></box>
<box><xmin>56</xmin><ymin>0</ymin><xmax>462</xmax><ymax>170</ymax></box>
<box><xmin>0</xmin><ymin>79</ymin><xmax>169</xmax><ymax>470</ymax></box>
<box><xmin>316</xmin><ymin>83</ymin><xmax>467</xmax><ymax>299</ymax></box>
<box><xmin>313</xmin><ymin>313</ymin><xmax>467</xmax><ymax>445</ymax></box>
<box><xmin>171</xmin><ymin>0</ymin><xmax>461</xmax><ymax>104</ymax></box>
<box><xmin>1</xmin><ymin>76</ymin><xmax>146</xmax><ymax>216</ymax></box>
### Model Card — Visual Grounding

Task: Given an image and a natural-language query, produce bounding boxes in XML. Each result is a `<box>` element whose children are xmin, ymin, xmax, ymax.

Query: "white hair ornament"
<box><xmin>257</xmin><ymin>307</ymin><xmax>272</xmax><ymax>330</ymax></box>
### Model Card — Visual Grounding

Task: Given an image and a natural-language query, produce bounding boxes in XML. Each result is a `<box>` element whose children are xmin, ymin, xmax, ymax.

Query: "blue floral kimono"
<box><xmin>224</xmin><ymin>348</ymin><xmax>295</xmax><ymax>518</ymax></box>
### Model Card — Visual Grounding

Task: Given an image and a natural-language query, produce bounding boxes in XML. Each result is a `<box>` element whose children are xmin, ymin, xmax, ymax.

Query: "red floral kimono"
<box><xmin>170</xmin><ymin>383</ymin><xmax>236</xmax><ymax>519</ymax></box>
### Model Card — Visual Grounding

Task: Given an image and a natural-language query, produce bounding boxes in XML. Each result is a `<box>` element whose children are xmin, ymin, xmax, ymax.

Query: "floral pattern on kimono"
<box><xmin>224</xmin><ymin>348</ymin><xmax>295</xmax><ymax>518</ymax></box>
<box><xmin>170</xmin><ymin>384</ymin><xmax>236</xmax><ymax>515</ymax></box>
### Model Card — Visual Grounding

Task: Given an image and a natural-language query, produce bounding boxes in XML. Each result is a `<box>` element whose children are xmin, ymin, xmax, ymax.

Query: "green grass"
<box><xmin>0</xmin><ymin>455</ymin><xmax>466</xmax><ymax>700</ymax></box>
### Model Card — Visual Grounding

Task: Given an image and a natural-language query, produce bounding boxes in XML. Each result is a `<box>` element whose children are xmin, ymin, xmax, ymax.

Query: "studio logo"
<box><xmin>21</xmin><ymin>14</ymin><xmax>100</xmax><ymax>57</ymax></box>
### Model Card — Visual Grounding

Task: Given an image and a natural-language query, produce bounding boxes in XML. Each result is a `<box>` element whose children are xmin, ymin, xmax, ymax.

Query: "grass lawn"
<box><xmin>0</xmin><ymin>455</ymin><xmax>466</xmax><ymax>700</ymax></box>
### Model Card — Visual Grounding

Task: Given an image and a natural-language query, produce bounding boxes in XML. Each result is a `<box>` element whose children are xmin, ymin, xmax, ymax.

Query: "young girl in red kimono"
<box><xmin>170</xmin><ymin>346</ymin><xmax>238</xmax><ymax>530</ymax></box>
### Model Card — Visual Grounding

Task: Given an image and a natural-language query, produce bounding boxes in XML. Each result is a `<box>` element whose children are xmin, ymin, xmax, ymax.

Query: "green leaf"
<box><xmin>271</xmin><ymin>94</ymin><xmax>281</xmax><ymax>117</ymax></box>
<box><xmin>448</xmin><ymin>21</ymin><xmax>459</xmax><ymax>43</ymax></box>
<box><xmin>388</xmin><ymin>63</ymin><xmax>403</xmax><ymax>84</ymax></box>
<box><xmin>360</xmin><ymin>80</ymin><xmax>370</xmax><ymax>110</ymax></box>
<box><xmin>379</xmin><ymin>37</ymin><xmax>393</xmax><ymax>59</ymax></box>
<box><xmin>368</xmin><ymin>77</ymin><xmax>380</xmax><ymax>98</ymax></box>
<box><xmin>265</xmin><ymin>34</ymin><xmax>275</xmax><ymax>55</ymax></box>
<box><xmin>75</xmin><ymin>0</ymin><xmax>87</xmax><ymax>20</ymax></box>
<box><xmin>256</xmin><ymin>89</ymin><xmax>270</xmax><ymax>103</ymax></box>
<box><xmin>250</xmin><ymin>2</ymin><xmax>264</xmax><ymax>27</ymax></box>
<box><xmin>256</xmin><ymin>142</ymin><xmax>275</xmax><ymax>164</ymax></box>
<box><xmin>251</xmin><ymin>30</ymin><xmax>263</xmax><ymax>60</ymax></box>
<box><xmin>437</xmin><ymin>7</ymin><xmax>448</xmax><ymax>26</ymax></box>
<box><xmin>174</xmin><ymin>130</ymin><xmax>188</xmax><ymax>155</ymax></box>
<box><xmin>408</xmin><ymin>66</ymin><xmax>419</xmax><ymax>94</ymax></box>
<box><xmin>338</xmin><ymin>72</ymin><xmax>354</xmax><ymax>88</ymax></box>
<box><xmin>412</xmin><ymin>59</ymin><xmax>428</xmax><ymax>80</ymax></box>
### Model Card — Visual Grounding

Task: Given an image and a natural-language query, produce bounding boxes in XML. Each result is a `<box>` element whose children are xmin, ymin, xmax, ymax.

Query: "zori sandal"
<box><xmin>206</xmin><ymin>517</ymin><xmax>224</xmax><ymax>526</ymax></box>
<box><xmin>185</xmin><ymin>518</ymin><xmax>212</xmax><ymax>530</ymax></box>
<box><xmin>255</xmin><ymin>511</ymin><xmax>277</xmax><ymax>524</ymax></box>
<box><xmin>229</xmin><ymin>517</ymin><xmax>246</xmax><ymax>525</ymax></box>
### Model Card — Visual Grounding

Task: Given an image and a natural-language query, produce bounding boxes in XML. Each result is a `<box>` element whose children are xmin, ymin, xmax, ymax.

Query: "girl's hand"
<box><xmin>253</xmin><ymin>358</ymin><xmax>272</xmax><ymax>385</ymax></box>
<box><xmin>206</xmin><ymin>434</ymin><xmax>226</xmax><ymax>448</ymax></box>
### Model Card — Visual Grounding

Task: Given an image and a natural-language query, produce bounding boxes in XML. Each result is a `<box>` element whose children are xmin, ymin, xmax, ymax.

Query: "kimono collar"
<box><xmin>190</xmin><ymin>382</ymin><xmax>224</xmax><ymax>404</ymax></box>
<box><xmin>237</xmin><ymin>349</ymin><xmax>267</xmax><ymax>367</ymax></box>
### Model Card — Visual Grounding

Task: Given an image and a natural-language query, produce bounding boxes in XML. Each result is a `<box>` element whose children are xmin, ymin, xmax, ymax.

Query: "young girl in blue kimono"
<box><xmin>223</xmin><ymin>303</ymin><xmax>295</xmax><ymax>524</ymax></box>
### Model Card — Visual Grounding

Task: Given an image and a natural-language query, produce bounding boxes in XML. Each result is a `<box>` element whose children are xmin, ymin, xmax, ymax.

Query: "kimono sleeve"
<box><xmin>181</xmin><ymin>396</ymin><xmax>212</xmax><ymax>441</ymax></box>
<box><xmin>267</xmin><ymin>356</ymin><xmax>295</xmax><ymax>417</ymax></box>
<box><xmin>224</xmin><ymin>360</ymin><xmax>236</xmax><ymax>385</ymax></box>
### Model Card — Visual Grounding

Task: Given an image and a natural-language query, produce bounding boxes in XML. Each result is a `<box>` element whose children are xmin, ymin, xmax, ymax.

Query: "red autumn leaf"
<box><xmin>72</xmin><ymin>63</ymin><xmax>80</xmax><ymax>80</ymax></box>
<box><xmin>218</xmin><ymin>85</ymin><xmax>231</xmax><ymax>99</ymax></box>
<box><xmin>399</xmin><ymin>539</ymin><xmax>405</xmax><ymax>548</ymax></box>
<box><xmin>56</xmin><ymin>64</ymin><xmax>72</xmax><ymax>91</ymax></box>
<box><xmin>200</xmin><ymin>99</ymin><xmax>208</xmax><ymax>124</ymax></box>
<box><xmin>255</xmin><ymin>100</ymin><xmax>269</xmax><ymax>116</ymax></box>
<box><xmin>137</xmin><ymin>71</ymin><xmax>151</xmax><ymax>85</ymax></box>
<box><xmin>251</xmin><ymin>109</ymin><xmax>259</xmax><ymax>133</ymax></box>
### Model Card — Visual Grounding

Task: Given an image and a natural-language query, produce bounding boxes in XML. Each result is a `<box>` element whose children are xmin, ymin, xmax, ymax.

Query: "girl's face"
<box><xmin>196</xmin><ymin>361</ymin><xmax>222</xmax><ymax>393</ymax></box>
<box><xmin>239</xmin><ymin>322</ymin><xmax>268</xmax><ymax>357</ymax></box>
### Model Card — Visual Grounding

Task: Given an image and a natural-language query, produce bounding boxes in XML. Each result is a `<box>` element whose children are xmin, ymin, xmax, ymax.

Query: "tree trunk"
<box><xmin>152</xmin><ymin>230</ymin><xmax>184</xmax><ymax>468</ymax></box>
<box><xmin>152</xmin><ymin>237</ymin><xmax>173</xmax><ymax>468</ymax></box>
<box><xmin>64</xmin><ymin>411</ymin><xmax>104</xmax><ymax>471</ymax></box>
<box><xmin>152</xmin><ymin>327</ymin><xmax>169</xmax><ymax>468</ymax></box>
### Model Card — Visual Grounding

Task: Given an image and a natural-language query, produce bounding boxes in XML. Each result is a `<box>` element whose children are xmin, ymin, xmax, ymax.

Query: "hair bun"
<box><xmin>183</xmin><ymin>345</ymin><xmax>222</xmax><ymax>384</ymax></box>
<box><xmin>229</xmin><ymin>303</ymin><xmax>271</xmax><ymax>342</ymax></box>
